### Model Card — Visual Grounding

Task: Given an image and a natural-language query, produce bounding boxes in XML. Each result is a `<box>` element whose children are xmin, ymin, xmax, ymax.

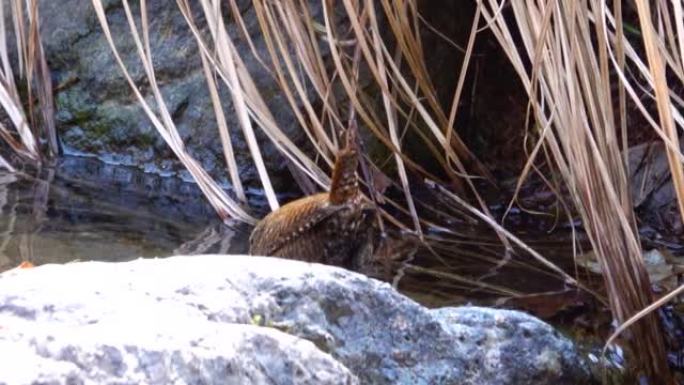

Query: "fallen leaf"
<box><xmin>496</xmin><ymin>289</ymin><xmax>592</xmax><ymax>319</ymax></box>
<box><xmin>578</xmin><ymin>249</ymin><xmax>684</xmax><ymax>293</ymax></box>
<box><xmin>17</xmin><ymin>261</ymin><xmax>34</xmax><ymax>269</ymax></box>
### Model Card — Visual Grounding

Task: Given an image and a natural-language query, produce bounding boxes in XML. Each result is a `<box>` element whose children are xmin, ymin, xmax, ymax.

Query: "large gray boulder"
<box><xmin>0</xmin><ymin>255</ymin><xmax>592</xmax><ymax>384</ymax></box>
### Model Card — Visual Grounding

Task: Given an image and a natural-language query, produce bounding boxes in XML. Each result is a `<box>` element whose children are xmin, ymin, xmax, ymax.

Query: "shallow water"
<box><xmin>0</xmin><ymin>156</ymin><xmax>580</xmax><ymax>300</ymax></box>
<box><xmin>0</xmin><ymin>156</ymin><xmax>678</xmax><ymax>308</ymax></box>
<box><xmin>0</xmin><ymin>156</ymin><xmax>251</xmax><ymax>272</ymax></box>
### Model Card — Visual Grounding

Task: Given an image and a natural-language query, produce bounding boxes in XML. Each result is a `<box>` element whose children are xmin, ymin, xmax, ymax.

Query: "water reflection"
<box><xmin>0</xmin><ymin>156</ymin><xmax>251</xmax><ymax>272</ymax></box>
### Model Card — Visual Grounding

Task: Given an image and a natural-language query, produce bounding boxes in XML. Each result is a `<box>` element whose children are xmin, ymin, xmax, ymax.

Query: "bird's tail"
<box><xmin>329</xmin><ymin>129</ymin><xmax>359</xmax><ymax>204</ymax></box>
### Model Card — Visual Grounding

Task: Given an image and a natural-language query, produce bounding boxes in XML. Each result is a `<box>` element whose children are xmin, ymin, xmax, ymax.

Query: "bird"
<box><xmin>249</xmin><ymin>134</ymin><xmax>376</xmax><ymax>270</ymax></box>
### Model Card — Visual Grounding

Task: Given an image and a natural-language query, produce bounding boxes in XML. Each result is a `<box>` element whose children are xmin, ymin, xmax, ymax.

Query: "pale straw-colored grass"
<box><xmin>0</xmin><ymin>0</ymin><xmax>40</xmax><ymax>165</ymax></box>
<box><xmin>0</xmin><ymin>0</ymin><xmax>57</xmax><ymax>167</ymax></box>
<box><xmin>480</xmin><ymin>0</ymin><xmax>682</xmax><ymax>380</ymax></box>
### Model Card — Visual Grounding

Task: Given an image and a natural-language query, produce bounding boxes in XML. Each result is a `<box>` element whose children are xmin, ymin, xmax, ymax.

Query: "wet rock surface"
<box><xmin>37</xmin><ymin>0</ymin><xmax>306</xmax><ymax>193</ymax></box>
<box><xmin>0</xmin><ymin>255</ymin><xmax>592</xmax><ymax>385</ymax></box>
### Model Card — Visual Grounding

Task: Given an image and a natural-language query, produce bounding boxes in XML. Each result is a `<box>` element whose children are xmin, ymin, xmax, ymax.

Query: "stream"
<box><xmin>0</xmin><ymin>155</ymin><xmax>682</xmax><ymax>381</ymax></box>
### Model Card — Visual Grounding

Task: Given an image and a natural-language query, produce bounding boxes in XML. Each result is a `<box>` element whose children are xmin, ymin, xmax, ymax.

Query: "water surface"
<box><xmin>1</xmin><ymin>155</ymin><xmax>681</xmax><ymax>379</ymax></box>
<box><xmin>0</xmin><ymin>156</ymin><xmax>251</xmax><ymax>272</ymax></box>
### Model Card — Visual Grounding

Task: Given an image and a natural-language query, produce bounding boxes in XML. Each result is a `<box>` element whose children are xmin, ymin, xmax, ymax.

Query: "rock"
<box><xmin>1</xmin><ymin>323</ymin><xmax>357</xmax><ymax>385</ymax></box>
<box><xmin>0</xmin><ymin>259</ymin><xmax>357</xmax><ymax>385</ymax></box>
<box><xmin>431</xmin><ymin>307</ymin><xmax>590</xmax><ymax>385</ymax></box>
<box><xmin>0</xmin><ymin>325</ymin><xmax>356</xmax><ymax>385</ymax></box>
<box><xmin>36</xmin><ymin>0</ymin><xmax>308</xmax><ymax>193</ymax></box>
<box><xmin>0</xmin><ymin>255</ymin><xmax>592</xmax><ymax>384</ymax></box>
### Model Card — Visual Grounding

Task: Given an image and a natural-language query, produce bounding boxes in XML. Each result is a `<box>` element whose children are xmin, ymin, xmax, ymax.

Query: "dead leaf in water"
<box><xmin>16</xmin><ymin>261</ymin><xmax>34</xmax><ymax>269</ymax></box>
<box><xmin>578</xmin><ymin>249</ymin><xmax>684</xmax><ymax>293</ymax></box>
<box><xmin>496</xmin><ymin>289</ymin><xmax>592</xmax><ymax>319</ymax></box>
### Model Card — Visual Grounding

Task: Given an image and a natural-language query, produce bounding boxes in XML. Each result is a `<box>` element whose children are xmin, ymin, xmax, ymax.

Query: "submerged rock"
<box><xmin>0</xmin><ymin>255</ymin><xmax>592</xmax><ymax>384</ymax></box>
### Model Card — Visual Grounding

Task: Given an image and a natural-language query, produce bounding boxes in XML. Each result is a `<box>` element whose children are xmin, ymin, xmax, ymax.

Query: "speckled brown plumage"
<box><xmin>249</xmin><ymin>143</ymin><xmax>375</xmax><ymax>270</ymax></box>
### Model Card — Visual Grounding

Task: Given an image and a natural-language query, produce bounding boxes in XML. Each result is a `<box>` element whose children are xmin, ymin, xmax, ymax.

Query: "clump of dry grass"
<box><xmin>480</xmin><ymin>0</ymin><xmax>683</xmax><ymax>381</ymax></box>
<box><xmin>0</xmin><ymin>0</ymin><xmax>56</xmax><ymax>170</ymax></box>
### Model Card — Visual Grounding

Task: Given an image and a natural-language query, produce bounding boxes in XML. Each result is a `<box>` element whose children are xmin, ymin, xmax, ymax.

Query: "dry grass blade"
<box><xmin>0</xmin><ymin>81</ymin><xmax>35</xmax><ymax>156</ymax></box>
<box><xmin>91</xmin><ymin>0</ymin><xmax>256</xmax><ymax>224</ymax></box>
<box><xmin>198</xmin><ymin>0</ymin><xmax>279</xmax><ymax>211</ymax></box>
<box><xmin>25</xmin><ymin>0</ymin><xmax>57</xmax><ymax>156</ymax></box>
<box><xmin>604</xmin><ymin>282</ymin><xmax>684</xmax><ymax>354</ymax></box>
<box><xmin>0</xmin><ymin>151</ymin><xmax>14</xmax><ymax>171</ymax></box>
<box><xmin>425</xmin><ymin>179</ymin><xmax>589</xmax><ymax>291</ymax></box>
<box><xmin>9</xmin><ymin>0</ymin><xmax>25</xmax><ymax>78</ymax></box>
<box><xmin>634</xmin><ymin>0</ymin><xmax>684</xmax><ymax>224</ymax></box>
<box><xmin>376</xmin><ymin>0</ymin><xmax>489</xmax><ymax>182</ymax></box>
<box><xmin>199</xmin><ymin>52</ymin><xmax>247</xmax><ymax>203</ymax></box>
<box><xmin>319</xmin><ymin>0</ymin><xmax>448</xmax><ymax>186</ymax></box>
<box><xmin>367</xmin><ymin>1</ymin><xmax>420</xmax><ymax>235</ymax></box>
<box><xmin>251</xmin><ymin>0</ymin><xmax>340</xmax><ymax>160</ymax></box>
<box><xmin>445</xmin><ymin>5</ymin><xmax>480</xmax><ymax>148</ymax></box>
<box><xmin>404</xmin><ymin>264</ymin><xmax>523</xmax><ymax>297</ymax></box>
<box><xmin>675</xmin><ymin>0</ymin><xmax>684</xmax><ymax>71</ymax></box>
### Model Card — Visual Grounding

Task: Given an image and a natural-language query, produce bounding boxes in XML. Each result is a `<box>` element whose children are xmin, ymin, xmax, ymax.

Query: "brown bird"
<box><xmin>249</xmin><ymin>138</ymin><xmax>375</xmax><ymax>270</ymax></box>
